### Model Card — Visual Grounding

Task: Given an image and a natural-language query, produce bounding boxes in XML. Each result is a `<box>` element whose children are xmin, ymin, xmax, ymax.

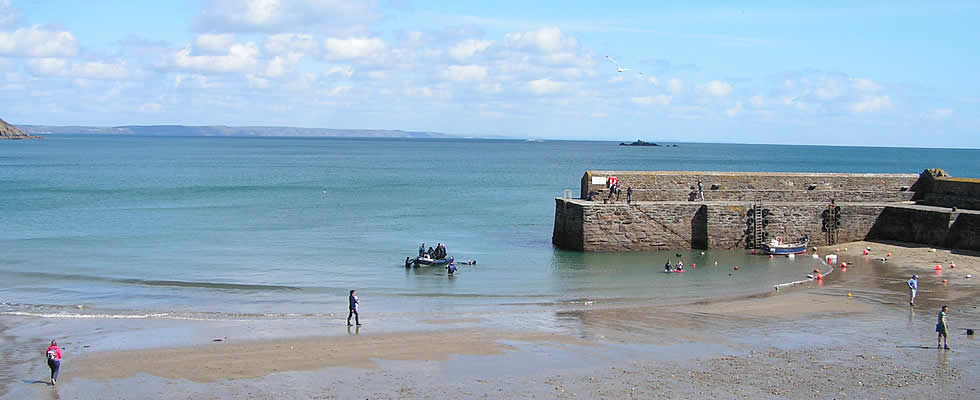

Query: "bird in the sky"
<box><xmin>605</xmin><ymin>56</ymin><xmax>630</xmax><ymax>73</ymax></box>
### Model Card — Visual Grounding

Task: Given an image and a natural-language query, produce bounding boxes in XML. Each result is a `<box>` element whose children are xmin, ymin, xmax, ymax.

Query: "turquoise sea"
<box><xmin>2</xmin><ymin>135</ymin><xmax>978</xmax><ymax>319</ymax></box>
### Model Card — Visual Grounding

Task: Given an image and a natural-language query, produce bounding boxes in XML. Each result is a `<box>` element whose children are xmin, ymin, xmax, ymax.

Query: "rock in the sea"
<box><xmin>0</xmin><ymin>118</ymin><xmax>40</xmax><ymax>139</ymax></box>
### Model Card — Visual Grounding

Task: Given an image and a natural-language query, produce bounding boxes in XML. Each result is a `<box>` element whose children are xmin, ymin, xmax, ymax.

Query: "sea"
<box><xmin>2</xmin><ymin>135</ymin><xmax>978</xmax><ymax>320</ymax></box>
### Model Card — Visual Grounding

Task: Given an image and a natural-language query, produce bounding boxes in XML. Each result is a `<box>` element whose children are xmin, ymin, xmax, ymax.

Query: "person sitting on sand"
<box><xmin>937</xmin><ymin>305</ymin><xmax>949</xmax><ymax>350</ymax></box>
<box><xmin>908</xmin><ymin>275</ymin><xmax>918</xmax><ymax>306</ymax></box>
<box><xmin>44</xmin><ymin>339</ymin><xmax>62</xmax><ymax>385</ymax></box>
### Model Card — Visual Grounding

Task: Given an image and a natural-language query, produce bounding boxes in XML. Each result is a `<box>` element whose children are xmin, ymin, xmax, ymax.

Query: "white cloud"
<box><xmin>27</xmin><ymin>57</ymin><xmax>67</xmax><ymax>75</ymax></box>
<box><xmin>325</xmin><ymin>66</ymin><xmax>354</xmax><ymax>78</ymax></box>
<box><xmin>139</xmin><ymin>103</ymin><xmax>162</xmax><ymax>112</ymax></box>
<box><xmin>444</xmin><ymin>64</ymin><xmax>487</xmax><ymax>82</ymax></box>
<box><xmin>527</xmin><ymin>78</ymin><xmax>566</xmax><ymax>94</ymax></box>
<box><xmin>851</xmin><ymin>78</ymin><xmax>881</xmax><ymax>91</ymax></box>
<box><xmin>666</xmin><ymin>78</ymin><xmax>684</xmax><ymax>94</ymax></box>
<box><xmin>73</xmin><ymin>61</ymin><xmax>132</xmax><ymax>80</ymax></box>
<box><xmin>449</xmin><ymin>39</ymin><xmax>492</xmax><ymax>61</ymax></box>
<box><xmin>247</xmin><ymin>74</ymin><xmax>271</xmax><ymax>88</ymax></box>
<box><xmin>0</xmin><ymin>25</ymin><xmax>77</xmax><ymax>57</ymax></box>
<box><xmin>726</xmin><ymin>100</ymin><xmax>743</xmax><ymax>117</ymax></box>
<box><xmin>195</xmin><ymin>34</ymin><xmax>236</xmax><ymax>53</ymax></box>
<box><xmin>702</xmin><ymin>80</ymin><xmax>732</xmax><ymax>97</ymax></box>
<box><xmin>505</xmin><ymin>27</ymin><xmax>577</xmax><ymax>53</ymax></box>
<box><xmin>851</xmin><ymin>95</ymin><xmax>892</xmax><ymax>113</ymax></box>
<box><xmin>264</xmin><ymin>33</ymin><xmax>315</xmax><ymax>54</ymax></box>
<box><xmin>631</xmin><ymin>95</ymin><xmax>670</xmax><ymax>105</ymax></box>
<box><xmin>264</xmin><ymin>52</ymin><xmax>302</xmax><ymax>77</ymax></box>
<box><xmin>197</xmin><ymin>0</ymin><xmax>377</xmax><ymax>32</ymax></box>
<box><xmin>323</xmin><ymin>37</ymin><xmax>384</xmax><ymax>59</ymax></box>
<box><xmin>749</xmin><ymin>95</ymin><xmax>765</xmax><ymax>107</ymax></box>
<box><xmin>933</xmin><ymin>108</ymin><xmax>953</xmax><ymax>118</ymax></box>
<box><xmin>0</xmin><ymin>0</ymin><xmax>18</xmax><ymax>28</ymax></box>
<box><xmin>172</xmin><ymin>42</ymin><xmax>260</xmax><ymax>73</ymax></box>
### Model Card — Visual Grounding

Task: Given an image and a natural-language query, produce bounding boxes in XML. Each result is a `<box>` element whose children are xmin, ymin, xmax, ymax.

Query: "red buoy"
<box><xmin>769</xmin><ymin>255</ymin><xmax>774</xmax><ymax>259</ymax></box>
<box><xmin>733</xmin><ymin>266</ymin><xmax>739</xmax><ymax>270</ymax></box>
<box><xmin>936</xmin><ymin>264</ymin><xmax>942</xmax><ymax>270</ymax></box>
<box><xmin>950</xmin><ymin>263</ymin><xmax>956</xmax><ymax>269</ymax></box>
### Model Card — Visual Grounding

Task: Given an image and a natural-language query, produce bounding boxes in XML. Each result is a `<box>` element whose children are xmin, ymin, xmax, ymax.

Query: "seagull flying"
<box><xmin>605</xmin><ymin>56</ymin><xmax>630</xmax><ymax>73</ymax></box>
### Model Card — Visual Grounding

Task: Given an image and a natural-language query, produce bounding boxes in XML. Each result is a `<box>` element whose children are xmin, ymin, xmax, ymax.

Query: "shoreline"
<box><xmin>3</xmin><ymin>239</ymin><xmax>978</xmax><ymax>399</ymax></box>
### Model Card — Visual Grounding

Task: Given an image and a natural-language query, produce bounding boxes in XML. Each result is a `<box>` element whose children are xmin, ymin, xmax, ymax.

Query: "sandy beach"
<box><xmin>3</xmin><ymin>240</ymin><xmax>978</xmax><ymax>399</ymax></box>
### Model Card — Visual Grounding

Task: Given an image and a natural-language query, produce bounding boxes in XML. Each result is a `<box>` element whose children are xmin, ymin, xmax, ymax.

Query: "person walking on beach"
<box><xmin>936</xmin><ymin>305</ymin><xmax>949</xmax><ymax>350</ymax></box>
<box><xmin>348</xmin><ymin>290</ymin><xmax>361</xmax><ymax>326</ymax></box>
<box><xmin>908</xmin><ymin>274</ymin><xmax>918</xmax><ymax>306</ymax></box>
<box><xmin>626</xmin><ymin>186</ymin><xmax>633</xmax><ymax>204</ymax></box>
<box><xmin>697</xmin><ymin>180</ymin><xmax>705</xmax><ymax>201</ymax></box>
<box><xmin>44</xmin><ymin>339</ymin><xmax>62</xmax><ymax>385</ymax></box>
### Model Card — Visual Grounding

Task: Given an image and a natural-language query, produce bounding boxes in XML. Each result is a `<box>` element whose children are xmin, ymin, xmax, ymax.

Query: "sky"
<box><xmin>0</xmin><ymin>0</ymin><xmax>977</xmax><ymax>146</ymax></box>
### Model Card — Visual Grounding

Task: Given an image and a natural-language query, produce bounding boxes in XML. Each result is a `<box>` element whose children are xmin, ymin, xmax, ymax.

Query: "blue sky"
<box><xmin>1</xmin><ymin>0</ymin><xmax>977</xmax><ymax>146</ymax></box>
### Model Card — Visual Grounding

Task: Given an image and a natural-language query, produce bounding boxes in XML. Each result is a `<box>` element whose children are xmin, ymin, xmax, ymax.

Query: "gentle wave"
<box><xmin>3</xmin><ymin>270</ymin><xmax>308</xmax><ymax>292</ymax></box>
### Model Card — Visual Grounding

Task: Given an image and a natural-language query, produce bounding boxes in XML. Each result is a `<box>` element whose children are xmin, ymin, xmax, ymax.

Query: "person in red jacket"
<box><xmin>44</xmin><ymin>339</ymin><xmax>62</xmax><ymax>385</ymax></box>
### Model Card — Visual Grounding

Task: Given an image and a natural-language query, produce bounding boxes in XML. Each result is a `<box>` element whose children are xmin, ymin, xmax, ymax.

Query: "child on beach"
<box><xmin>908</xmin><ymin>275</ymin><xmax>918</xmax><ymax>306</ymax></box>
<box><xmin>44</xmin><ymin>339</ymin><xmax>62</xmax><ymax>385</ymax></box>
<box><xmin>936</xmin><ymin>305</ymin><xmax>949</xmax><ymax>350</ymax></box>
<box><xmin>348</xmin><ymin>290</ymin><xmax>361</xmax><ymax>326</ymax></box>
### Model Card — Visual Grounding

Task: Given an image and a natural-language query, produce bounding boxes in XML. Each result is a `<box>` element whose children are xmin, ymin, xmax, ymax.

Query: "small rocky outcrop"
<box><xmin>0</xmin><ymin>118</ymin><xmax>40</xmax><ymax>139</ymax></box>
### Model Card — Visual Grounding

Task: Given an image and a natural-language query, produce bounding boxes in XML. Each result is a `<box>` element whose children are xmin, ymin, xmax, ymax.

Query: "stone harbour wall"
<box><xmin>554</xmin><ymin>169</ymin><xmax>980</xmax><ymax>252</ymax></box>
<box><xmin>553</xmin><ymin>199</ymin><xmax>885</xmax><ymax>252</ymax></box>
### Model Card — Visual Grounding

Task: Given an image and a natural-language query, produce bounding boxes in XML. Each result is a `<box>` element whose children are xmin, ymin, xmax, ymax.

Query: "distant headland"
<box><xmin>0</xmin><ymin>118</ymin><xmax>40</xmax><ymax>139</ymax></box>
<box><xmin>619</xmin><ymin>140</ymin><xmax>677</xmax><ymax>147</ymax></box>
<box><xmin>18</xmin><ymin>124</ymin><xmax>464</xmax><ymax>139</ymax></box>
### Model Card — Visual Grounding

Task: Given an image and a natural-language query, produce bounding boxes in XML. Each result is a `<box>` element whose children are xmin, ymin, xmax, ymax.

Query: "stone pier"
<box><xmin>552</xmin><ymin>169</ymin><xmax>980</xmax><ymax>252</ymax></box>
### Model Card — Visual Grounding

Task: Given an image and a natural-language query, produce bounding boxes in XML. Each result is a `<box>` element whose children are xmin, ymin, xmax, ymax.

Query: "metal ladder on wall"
<box><xmin>825</xmin><ymin>201</ymin><xmax>838</xmax><ymax>245</ymax></box>
<box><xmin>753</xmin><ymin>201</ymin><xmax>764</xmax><ymax>249</ymax></box>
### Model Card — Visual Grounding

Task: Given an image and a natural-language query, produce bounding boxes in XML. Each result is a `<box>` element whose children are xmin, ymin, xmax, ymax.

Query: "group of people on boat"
<box><xmin>418</xmin><ymin>242</ymin><xmax>448</xmax><ymax>259</ymax></box>
<box><xmin>421</xmin><ymin>243</ymin><xmax>448</xmax><ymax>259</ymax></box>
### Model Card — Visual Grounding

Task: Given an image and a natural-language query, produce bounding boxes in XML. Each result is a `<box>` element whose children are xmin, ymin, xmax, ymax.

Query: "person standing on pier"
<box><xmin>626</xmin><ymin>186</ymin><xmax>633</xmax><ymax>204</ymax></box>
<box><xmin>697</xmin><ymin>180</ymin><xmax>705</xmax><ymax>201</ymax></box>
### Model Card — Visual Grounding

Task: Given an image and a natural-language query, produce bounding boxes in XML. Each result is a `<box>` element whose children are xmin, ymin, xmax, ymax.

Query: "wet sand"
<box><xmin>4</xmin><ymin>240</ymin><xmax>979</xmax><ymax>399</ymax></box>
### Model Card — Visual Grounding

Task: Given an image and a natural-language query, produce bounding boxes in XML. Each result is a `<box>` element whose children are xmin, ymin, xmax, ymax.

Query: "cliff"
<box><xmin>0</xmin><ymin>118</ymin><xmax>40</xmax><ymax>139</ymax></box>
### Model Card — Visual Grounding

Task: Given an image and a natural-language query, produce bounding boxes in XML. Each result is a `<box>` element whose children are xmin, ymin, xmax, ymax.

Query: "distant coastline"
<box><xmin>18</xmin><ymin>124</ymin><xmax>468</xmax><ymax>139</ymax></box>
